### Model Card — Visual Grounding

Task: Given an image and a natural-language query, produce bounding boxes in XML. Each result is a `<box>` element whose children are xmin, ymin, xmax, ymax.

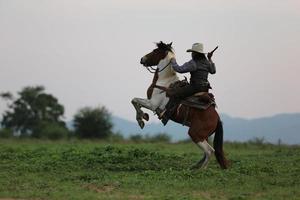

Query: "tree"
<box><xmin>73</xmin><ymin>106</ymin><xmax>113</xmax><ymax>139</ymax></box>
<box><xmin>0</xmin><ymin>86</ymin><xmax>66</xmax><ymax>136</ymax></box>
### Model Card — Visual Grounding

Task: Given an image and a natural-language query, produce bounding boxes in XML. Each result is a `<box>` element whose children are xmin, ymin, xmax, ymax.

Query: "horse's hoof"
<box><xmin>138</xmin><ymin>120</ymin><xmax>145</xmax><ymax>129</ymax></box>
<box><xmin>190</xmin><ymin>164</ymin><xmax>201</xmax><ymax>170</ymax></box>
<box><xmin>143</xmin><ymin>113</ymin><xmax>149</xmax><ymax>121</ymax></box>
<box><xmin>190</xmin><ymin>158</ymin><xmax>206</xmax><ymax>170</ymax></box>
<box><xmin>190</xmin><ymin>163</ymin><xmax>207</xmax><ymax>170</ymax></box>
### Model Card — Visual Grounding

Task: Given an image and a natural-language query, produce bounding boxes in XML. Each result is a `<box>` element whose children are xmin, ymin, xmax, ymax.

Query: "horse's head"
<box><xmin>140</xmin><ymin>41</ymin><xmax>174</xmax><ymax>67</ymax></box>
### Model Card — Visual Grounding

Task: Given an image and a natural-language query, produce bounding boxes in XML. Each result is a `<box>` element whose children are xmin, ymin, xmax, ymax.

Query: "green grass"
<box><xmin>0</xmin><ymin>140</ymin><xmax>299</xmax><ymax>200</ymax></box>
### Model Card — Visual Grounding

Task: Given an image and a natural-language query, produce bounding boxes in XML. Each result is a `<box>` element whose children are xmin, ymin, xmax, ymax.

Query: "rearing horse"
<box><xmin>131</xmin><ymin>41</ymin><xmax>228</xmax><ymax>169</ymax></box>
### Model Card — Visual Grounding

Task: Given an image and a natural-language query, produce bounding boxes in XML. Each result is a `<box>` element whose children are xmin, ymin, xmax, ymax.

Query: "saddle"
<box><xmin>157</xmin><ymin>80</ymin><xmax>216</xmax><ymax>126</ymax></box>
<box><xmin>168</xmin><ymin>80</ymin><xmax>216</xmax><ymax>110</ymax></box>
<box><xmin>181</xmin><ymin>92</ymin><xmax>216</xmax><ymax>110</ymax></box>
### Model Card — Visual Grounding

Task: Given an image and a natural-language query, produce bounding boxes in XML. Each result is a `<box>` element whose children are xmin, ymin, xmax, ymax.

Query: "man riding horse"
<box><xmin>132</xmin><ymin>41</ymin><xmax>228</xmax><ymax>169</ymax></box>
<box><xmin>160</xmin><ymin>42</ymin><xmax>217</xmax><ymax>125</ymax></box>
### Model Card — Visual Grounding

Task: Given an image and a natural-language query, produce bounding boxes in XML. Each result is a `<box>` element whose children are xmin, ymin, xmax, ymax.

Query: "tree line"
<box><xmin>0</xmin><ymin>86</ymin><xmax>113</xmax><ymax>140</ymax></box>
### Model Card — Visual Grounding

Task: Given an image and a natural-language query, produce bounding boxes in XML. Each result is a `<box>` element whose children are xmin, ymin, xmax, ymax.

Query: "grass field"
<box><xmin>0</xmin><ymin>140</ymin><xmax>299</xmax><ymax>200</ymax></box>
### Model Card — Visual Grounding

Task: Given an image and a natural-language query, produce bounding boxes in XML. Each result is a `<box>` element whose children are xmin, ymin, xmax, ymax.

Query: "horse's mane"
<box><xmin>156</xmin><ymin>41</ymin><xmax>173</xmax><ymax>52</ymax></box>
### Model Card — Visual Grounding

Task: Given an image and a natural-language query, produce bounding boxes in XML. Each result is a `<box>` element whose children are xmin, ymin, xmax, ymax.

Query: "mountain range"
<box><xmin>112</xmin><ymin>113</ymin><xmax>300</xmax><ymax>145</ymax></box>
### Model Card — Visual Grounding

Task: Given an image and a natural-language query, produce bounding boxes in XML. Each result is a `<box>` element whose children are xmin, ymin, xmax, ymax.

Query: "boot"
<box><xmin>156</xmin><ymin>108</ymin><xmax>169</xmax><ymax>125</ymax></box>
<box><xmin>161</xmin><ymin>112</ymin><xmax>169</xmax><ymax>125</ymax></box>
<box><xmin>160</xmin><ymin>98</ymin><xmax>177</xmax><ymax>125</ymax></box>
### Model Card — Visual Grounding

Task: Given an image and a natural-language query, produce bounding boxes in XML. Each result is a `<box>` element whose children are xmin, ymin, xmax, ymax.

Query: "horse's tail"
<box><xmin>213</xmin><ymin>119</ymin><xmax>229</xmax><ymax>169</ymax></box>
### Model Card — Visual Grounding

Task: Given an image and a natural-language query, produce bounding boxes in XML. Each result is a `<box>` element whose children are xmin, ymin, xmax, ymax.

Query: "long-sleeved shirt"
<box><xmin>170</xmin><ymin>58</ymin><xmax>216</xmax><ymax>86</ymax></box>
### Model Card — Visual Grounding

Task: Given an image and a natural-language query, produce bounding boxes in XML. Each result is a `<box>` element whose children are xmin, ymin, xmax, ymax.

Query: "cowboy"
<box><xmin>160</xmin><ymin>43</ymin><xmax>216</xmax><ymax>125</ymax></box>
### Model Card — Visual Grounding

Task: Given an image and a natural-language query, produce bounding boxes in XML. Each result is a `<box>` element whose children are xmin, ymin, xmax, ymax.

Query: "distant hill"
<box><xmin>112</xmin><ymin>113</ymin><xmax>300</xmax><ymax>145</ymax></box>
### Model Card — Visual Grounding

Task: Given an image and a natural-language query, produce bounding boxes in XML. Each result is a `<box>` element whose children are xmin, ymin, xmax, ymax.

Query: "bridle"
<box><xmin>143</xmin><ymin>59</ymin><xmax>172</xmax><ymax>74</ymax></box>
<box><xmin>142</xmin><ymin>50</ymin><xmax>174</xmax><ymax>96</ymax></box>
<box><xmin>144</xmin><ymin>58</ymin><xmax>173</xmax><ymax>96</ymax></box>
<box><xmin>144</xmin><ymin>60</ymin><xmax>172</xmax><ymax>74</ymax></box>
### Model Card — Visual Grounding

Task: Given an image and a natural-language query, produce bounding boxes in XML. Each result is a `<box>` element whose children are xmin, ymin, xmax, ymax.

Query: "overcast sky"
<box><xmin>0</xmin><ymin>0</ymin><xmax>299</xmax><ymax>122</ymax></box>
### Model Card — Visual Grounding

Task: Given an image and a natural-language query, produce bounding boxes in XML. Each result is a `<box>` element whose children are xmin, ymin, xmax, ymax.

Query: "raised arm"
<box><xmin>170</xmin><ymin>58</ymin><xmax>197</xmax><ymax>73</ymax></box>
<box><xmin>207</xmin><ymin>49</ymin><xmax>217</xmax><ymax>74</ymax></box>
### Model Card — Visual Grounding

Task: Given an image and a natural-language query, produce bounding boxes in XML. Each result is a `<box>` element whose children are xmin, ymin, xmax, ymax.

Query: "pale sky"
<box><xmin>0</xmin><ymin>0</ymin><xmax>299</xmax><ymax>122</ymax></box>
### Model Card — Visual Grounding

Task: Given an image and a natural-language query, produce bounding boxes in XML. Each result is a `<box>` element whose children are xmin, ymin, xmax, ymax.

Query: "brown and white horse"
<box><xmin>131</xmin><ymin>42</ymin><xmax>228</xmax><ymax>169</ymax></box>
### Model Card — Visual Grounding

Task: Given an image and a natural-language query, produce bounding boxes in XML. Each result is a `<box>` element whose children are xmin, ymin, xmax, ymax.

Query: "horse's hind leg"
<box><xmin>187</xmin><ymin>106</ymin><xmax>219</xmax><ymax>169</ymax></box>
<box><xmin>196</xmin><ymin>140</ymin><xmax>215</xmax><ymax>169</ymax></box>
<box><xmin>188</xmin><ymin>127</ymin><xmax>215</xmax><ymax>168</ymax></box>
<box><xmin>190</xmin><ymin>140</ymin><xmax>215</xmax><ymax>169</ymax></box>
<box><xmin>190</xmin><ymin>152</ymin><xmax>206</xmax><ymax>169</ymax></box>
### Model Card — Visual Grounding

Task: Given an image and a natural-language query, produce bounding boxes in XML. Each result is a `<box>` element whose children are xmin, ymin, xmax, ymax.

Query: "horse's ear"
<box><xmin>168</xmin><ymin>42</ymin><xmax>173</xmax><ymax>47</ymax></box>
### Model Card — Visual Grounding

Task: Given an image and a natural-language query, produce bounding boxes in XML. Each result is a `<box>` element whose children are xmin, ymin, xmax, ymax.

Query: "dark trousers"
<box><xmin>165</xmin><ymin>84</ymin><xmax>209</xmax><ymax>115</ymax></box>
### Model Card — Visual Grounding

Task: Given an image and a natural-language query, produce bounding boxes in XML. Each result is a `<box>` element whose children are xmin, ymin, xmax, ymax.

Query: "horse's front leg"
<box><xmin>131</xmin><ymin>98</ymin><xmax>146</xmax><ymax>128</ymax></box>
<box><xmin>131</xmin><ymin>97</ymin><xmax>157</xmax><ymax>129</ymax></box>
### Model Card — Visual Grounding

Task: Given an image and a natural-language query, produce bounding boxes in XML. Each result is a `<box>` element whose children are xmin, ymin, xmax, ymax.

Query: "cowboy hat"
<box><xmin>186</xmin><ymin>43</ymin><xmax>206</xmax><ymax>54</ymax></box>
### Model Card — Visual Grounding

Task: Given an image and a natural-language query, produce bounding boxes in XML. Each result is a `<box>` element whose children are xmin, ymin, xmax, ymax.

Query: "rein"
<box><xmin>145</xmin><ymin>58</ymin><xmax>173</xmax><ymax>99</ymax></box>
<box><xmin>146</xmin><ymin>68</ymin><xmax>169</xmax><ymax>99</ymax></box>
<box><xmin>144</xmin><ymin>60</ymin><xmax>172</xmax><ymax>74</ymax></box>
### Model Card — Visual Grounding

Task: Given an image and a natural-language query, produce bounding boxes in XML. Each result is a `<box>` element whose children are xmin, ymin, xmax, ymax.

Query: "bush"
<box><xmin>248</xmin><ymin>137</ymin><xmax>266</xmax><ymax>145</ymax></box>
<box><xmin>73</xmin><ymin>106</ymin><xmax>113</xmax><ymax>139</ymax></box>
<box><xmin>32</xmin><ymin>122</ymin><xmax>69</xmax><ymax>140</ymax></box>
<box><xmin>107</xmin><ymin>132</ymin><xmax>125</xmax><ymax>142</ymax></box>
<box><xmin>129</xmin><ymin>133</ymin><xmax>171</xmax><ymax>143</ymax></box>
<box><xmin>42</xmin><ymin>124</ymin><xmax>69</xmax><ymax>140</ymax></box>
<box><xmin>0</xmin><ymin>128</ymin><xmax>13</xmax><ymax>138</ymax></box>
<box><xmin>148</xmin><ymin>133</ymin><xmax>171</xmax><ymax>143</ymax></box>
<box><xmin>129</xmin><ymin>134</ymin><xmax>144</xmax><ymax>142</ymax></box>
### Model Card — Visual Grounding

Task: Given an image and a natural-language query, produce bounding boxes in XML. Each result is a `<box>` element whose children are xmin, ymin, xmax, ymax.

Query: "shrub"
<box><xmin>148</xmin><ymin>133</ymin><xmax>171</xmax><ymax>143</ymax></box>
<box><xmin>42</xmin><ymin>123</ymin><xmax>69</xmax><ymax>140</ymax></box>
<box><xmin>107</xmin><ymin>132</ymin><xmax>125</xmax><ymax>142</ymax></box>
<box><xmin>129</xmin><ymin>133</ymin><xmax>171</xmax><ymax>143</ymax></box>
<box><xmin>129</xmin><ymin>134</ymin><xmax>144</xmax><ymax>142</ymax></box>
<box><xmin>248</xmin><ymin>137</ymin><xmax>266</xmax><ymax>145</ymax></box>
<box><xmin>32</xmin><ymin>122</ymin><xmax>69</xmax><ymax>140</ymax></box>
<box><xmin>73</xmin><ymin>106</ymin><xmax>113</xmax><ymax>139</ymax></box>
<box><xmin>0</xmin><ymin>128</ymin><xmax>13</xmax><ymax>138</ymax></box>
